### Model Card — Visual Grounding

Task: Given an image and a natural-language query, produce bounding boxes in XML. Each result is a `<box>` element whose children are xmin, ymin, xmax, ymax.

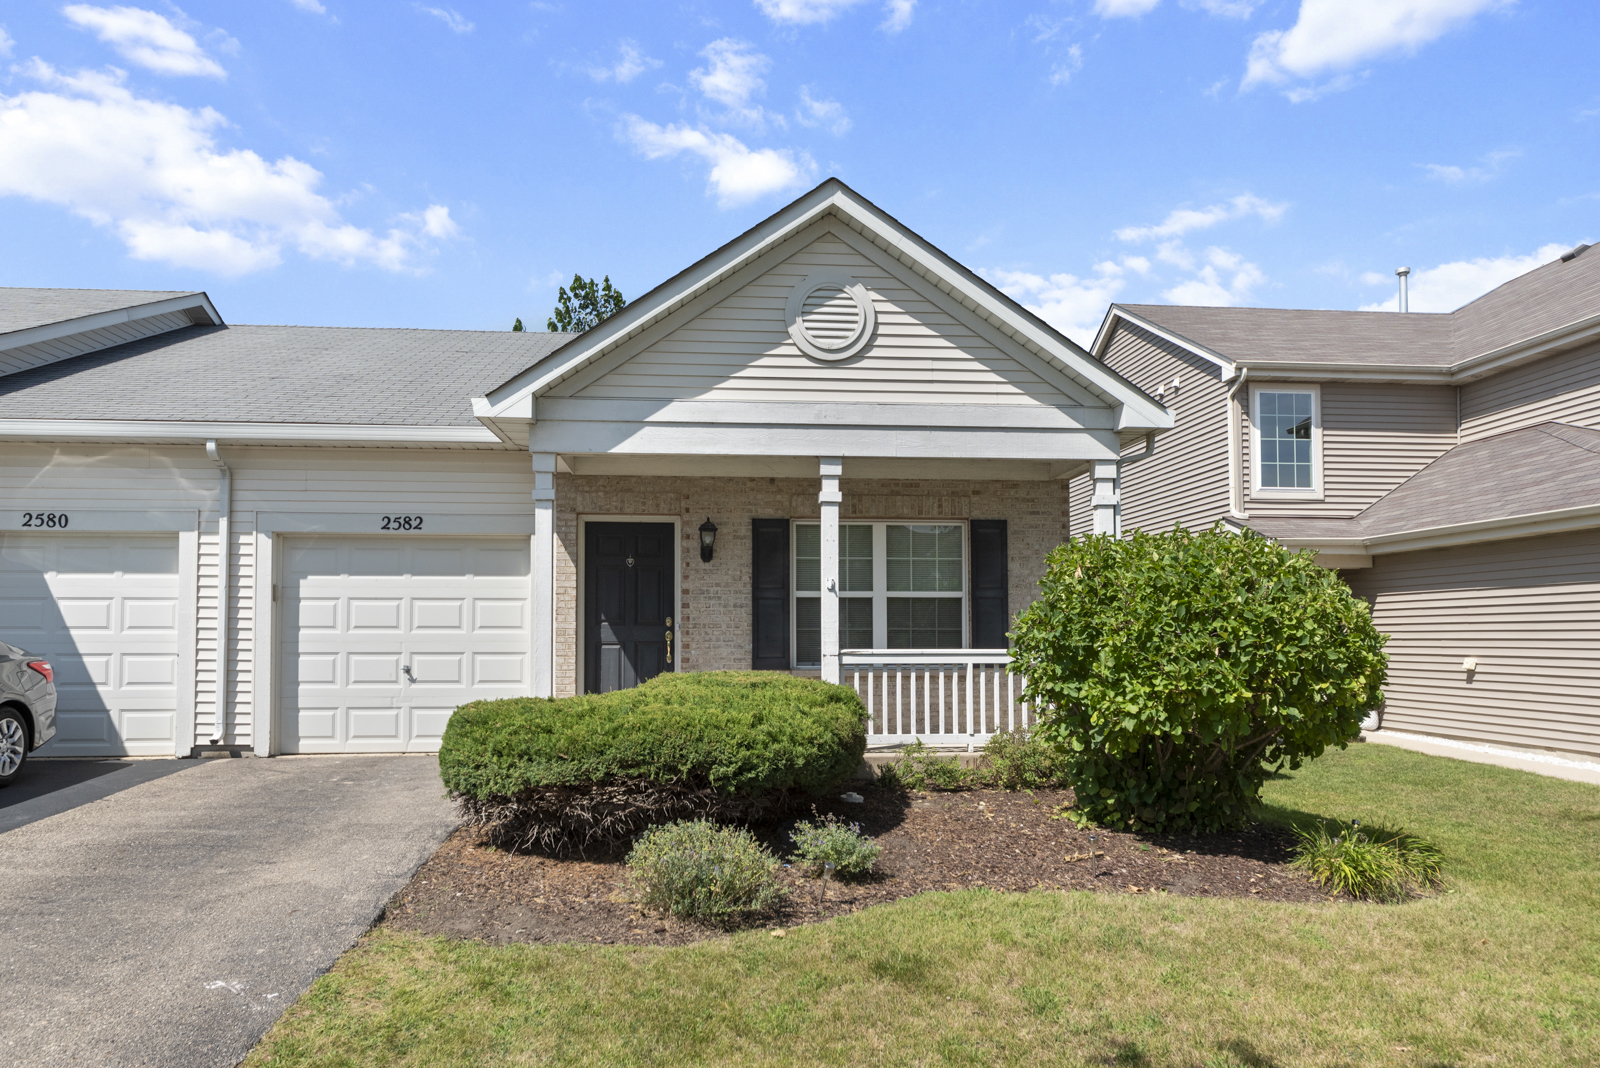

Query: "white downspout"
<box><xmin>206</xmin><ymin>440</ymin><xmax>230</xmax><ymax>745</ymax></box>
<box><xmin>1226</xmin><ymin>368</ymin><xmax>1250</xmax><ymax>519</ymax></box>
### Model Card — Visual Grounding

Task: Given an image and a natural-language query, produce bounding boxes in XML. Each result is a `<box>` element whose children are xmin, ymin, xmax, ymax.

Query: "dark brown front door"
<box><xmin>584</xmin><ymin>522</ymin><xmax>673</xmax><ymax>694</ymax></box>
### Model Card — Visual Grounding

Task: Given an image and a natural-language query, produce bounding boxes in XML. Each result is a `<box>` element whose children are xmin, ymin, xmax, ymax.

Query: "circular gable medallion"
<box><xmin>785</xmin><ymin>270</ymin><xmax>876</xmax><ymax>361</ymax></box>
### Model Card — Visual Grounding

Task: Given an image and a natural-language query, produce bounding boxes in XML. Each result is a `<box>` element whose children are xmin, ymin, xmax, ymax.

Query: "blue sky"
<box><xmin>0</xmin><ymin>0</ymin><xmax>1594</xmax><ymax>343</ymax></box>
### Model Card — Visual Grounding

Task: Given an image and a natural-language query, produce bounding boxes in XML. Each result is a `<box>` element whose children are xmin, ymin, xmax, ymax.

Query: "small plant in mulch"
<box><xmin>789</xmin><ymin>812</ymin><xmax>881</xmax><ymax>878</ymax></box>
<box><xmin>626</xmin><ymin>819</ymin><xmax>787</xmax><ymax>924</ymax></box>
<box><xmin>1289</xmin><ymin>819</ymin><xmax>1444</xmax><ymax>902</ymax></box>
<box><xmin>978</xmin><ymin>727</ymin><xmax>1070</xmax><ymax>790</ymax></box>
<box><xmin>877</xmin><ymin>740</ymin><xmax>976</xmax><ymax>791</ymax></box>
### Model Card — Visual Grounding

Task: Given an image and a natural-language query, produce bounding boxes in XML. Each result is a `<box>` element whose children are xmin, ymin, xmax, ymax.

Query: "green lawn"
<box><xmin>245</xmin><ymin>744</ymin><xmax>1600</xmax><ymax>1067</ymax></box>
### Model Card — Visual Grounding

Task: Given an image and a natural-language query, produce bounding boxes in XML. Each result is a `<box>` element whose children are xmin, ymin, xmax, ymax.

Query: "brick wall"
<box><xmin>552</xmin><ymin>474</ymin><xmax>1070</xmax><ymax>697</ymax></box>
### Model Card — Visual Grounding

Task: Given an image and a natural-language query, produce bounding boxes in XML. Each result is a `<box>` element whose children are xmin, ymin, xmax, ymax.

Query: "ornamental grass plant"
<box><xmin>1290</xmin><ymin>818</ymin><xmax>1445</xmax><ymax>902</ymax></box>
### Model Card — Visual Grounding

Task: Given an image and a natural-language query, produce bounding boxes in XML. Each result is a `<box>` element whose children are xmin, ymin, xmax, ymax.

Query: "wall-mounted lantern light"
<box><xmin>699</xmin><ymin>517</ymin><xmax>718</xmax><ymax>563</ymax></box>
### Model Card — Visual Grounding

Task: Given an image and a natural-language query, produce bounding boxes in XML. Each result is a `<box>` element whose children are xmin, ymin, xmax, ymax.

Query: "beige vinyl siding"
<box><xmin>569</xmin><ymin>229</ymin><xmax>1089</xmax><ymax>407</ymax></box>
<box><xmin>1101</xmin><ymin>323</ymin><xmax>1230</xmax><ymax>533</ymax></box>
<box><xmin>1068</xmin><ymin>471</ymin><xmax>1093</xmax><ymax>539</ymax></box>
<box><xmin>1459</xmin><ymin>338</ymin><xmax>1600</xmax><ymax>442</ymax></box>
<box><xmin>1244</xmin><ymin>382</ymin><xmax>1457</xmax><ymax>518</ymax></box>
<box><xmin>0</xmin><ymin>443</ymin><xmax>534</xmax><ymax>751</ymax></box>
<box><xmin>0</xmin><ymin>311</ymin><xmax>196</xmax><ymax>378</ymax></box>
<box><xmin>1347</xmin><ymin>530</ymin><xmax>1600</xmax><ymax>758</ymax></box>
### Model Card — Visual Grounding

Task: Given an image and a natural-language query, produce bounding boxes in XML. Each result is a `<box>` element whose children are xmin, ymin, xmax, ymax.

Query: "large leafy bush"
<box><xmin>440</xmin><ymin>671</ymin><xmax>866</xmax><ymax>850</ymax></box>
<box><xmin>1010</xmin><ymin>527</ymin><xmax>1387</xmax><ymax>833</ymax></box>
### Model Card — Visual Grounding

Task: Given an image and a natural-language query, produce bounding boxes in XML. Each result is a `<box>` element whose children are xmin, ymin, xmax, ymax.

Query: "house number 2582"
<box><xmin>380</xmin><ymin>516</ymin><xmax>424</xmax><ymax>530</ymax></box>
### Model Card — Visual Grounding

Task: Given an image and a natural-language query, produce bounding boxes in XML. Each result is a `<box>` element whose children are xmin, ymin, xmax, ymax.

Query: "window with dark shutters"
<box><xmin>751</xmin><ymin>518</ymin><xmax>790</xmax><ymax>669</ymax></box>
<box><xmin>969</xmin><ymin>519</ymin><xmax>1008</xmax><ymax>649</ymax></box>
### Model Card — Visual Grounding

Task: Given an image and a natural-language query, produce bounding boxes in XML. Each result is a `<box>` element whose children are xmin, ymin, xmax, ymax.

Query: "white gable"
<box><xmin>554</xmin><ymin>223</ymin><xmax>1097</xmax><ymax>408</ymax></box>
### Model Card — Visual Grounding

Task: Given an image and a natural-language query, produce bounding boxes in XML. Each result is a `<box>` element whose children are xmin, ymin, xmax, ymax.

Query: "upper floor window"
<box><xmin>1252</xmin><ymin>387</ymin><xmax>1320</xmax><ymax>494</ymax></box>
<box><xmin>793</xmin><ymin>521</ymin><xmax>966</xmax><ymax>665</ymax></box>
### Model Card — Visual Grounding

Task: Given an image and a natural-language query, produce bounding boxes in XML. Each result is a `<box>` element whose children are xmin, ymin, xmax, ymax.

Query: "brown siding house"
<box><xmin>1084</xmin><ymin>242</ymin><xmax>1600</xmax><ymax>759</ymax></box>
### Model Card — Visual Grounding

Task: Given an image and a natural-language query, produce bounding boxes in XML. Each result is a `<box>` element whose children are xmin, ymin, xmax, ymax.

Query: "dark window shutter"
<box><xmin>970</xmin><ymin>520</ymin><xmax>1008</xmax><ymax>649</ymax></box>
<box><xmin>751</xmin><ymin>518</ymin><xmax>790</xmax><ymax>669</ymax></box>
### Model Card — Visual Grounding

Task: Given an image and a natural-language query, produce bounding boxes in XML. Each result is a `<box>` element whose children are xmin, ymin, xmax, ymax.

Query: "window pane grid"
<box><xmin>1258</xmin><ymin>391</ymin><xmax>1314</xmax><ymax>489</ymax></box>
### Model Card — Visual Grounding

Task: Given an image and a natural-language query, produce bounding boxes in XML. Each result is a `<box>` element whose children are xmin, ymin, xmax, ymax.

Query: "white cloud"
<box><xmin>620</xmin><ymin>115</ymin><xmax>814</xmax><ymax>208</ymax></box>
<box><xmin>796</xmin><ymin>86</ymin><xmax>850</xmax><ymax>135</ymax></box>
<box><xmin>1244</xmin><ymin>0</ymin><xmax>1508</xmax><ymax>94</ymax></box>
<box><xmin>691</xmin><ymin>39</ymin><xmax>768</xmax><ymax>111</ymax></box>
<box><xmin>987</xmin><ymin>260</ymin><xmax>1146</xmax><ymax>346</ymax></box>
<box><xmin>0</xmin><ymin>26</ymin><xmax>14</xmax><ymax>58</ymax></box>
<box><xmin>1187</xmin><ymin>0</ymin><xmax>1258</xmax><ymax>15</ymax></box>
<box><xmin>63</xmin><ymin>5</ymin><xmax>226</xmax><ymax>78</ymax></box>
<box><xmin>1049</xmin><ymin>44</ymin><xmax>1083</xmax><ymax>85</ymax></box>
<box><xmin>1094</xmin><ymin>0</ymin><xmax>1162</xmax><ymax>16</ymax></box>
<box><xmin>1359</xmin><ymin>243</ymin><xmax>1572</xmax><ymax>313</ymax></box>
<box><xmin>416</xmin><ymin>5</ymin><xmax>473</xmax><ymax>33</ymax></box>
<box><xmin>1115</xmin><ymin>193</ymin><xmax>1286</xmax><ymax>242</ymax></box>
<box><xmin>289</xmin><ymin>0</ymin><xmax>327</xmax><ymax>12</ymax></box>
<box><xmin>0</xmin><ymin>62</ymin><xmax>456</xmax><ymax>275</ymax></box>
<box><xmin>881</xmin><ymin>0</ymin><xmax>915</xmax><ymax>32</ymax></box>
<box><xmin>589</xmin><ymin>40</ymin><xmax>660</xmax><ymax>84</ymax></box>
<box><xmin>1162</xmin><ymin>246</ymin><xmax>1266</xmax><ymax>306</ymax></box>
<box><xmin>754</xmin><ymin>0</ymin><xmax>868</xmax><ymax>26</ymax></box>
<box><xmin>1420</xmin><ymin>148</ymin><xmax>1518</xmax><ymax>184</ymax></box>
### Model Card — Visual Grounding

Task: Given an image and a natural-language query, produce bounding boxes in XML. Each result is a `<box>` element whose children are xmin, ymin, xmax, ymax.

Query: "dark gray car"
<box><xmin>0</xmin><ymin>639</ymin><xmax>57</xmax><ymax>785</ymax></box>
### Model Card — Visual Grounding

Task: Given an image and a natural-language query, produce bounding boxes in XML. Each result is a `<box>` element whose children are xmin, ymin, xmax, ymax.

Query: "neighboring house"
<box><xmin>0</xmin><ymin>179</ymin><xmax>1170</xmax><ymax>758</ymax></box>
<box><xmin>1081</xmin><ymin>242</ymin><xmax>1600</xmax><ymax>758</ymax></box>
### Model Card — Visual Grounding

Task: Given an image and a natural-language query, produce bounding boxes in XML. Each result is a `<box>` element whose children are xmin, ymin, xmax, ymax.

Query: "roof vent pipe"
<box><xmin>1396</xmin><ymin>267</ymin><xmax>1410</xmax><ymax>313</ymax></box>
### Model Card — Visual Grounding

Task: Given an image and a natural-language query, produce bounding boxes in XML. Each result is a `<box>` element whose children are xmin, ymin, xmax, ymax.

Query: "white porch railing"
<box><xmin>841</xmin><ymin>649</ymin><xmax>1034</xmax><ymax>750</ymax></box>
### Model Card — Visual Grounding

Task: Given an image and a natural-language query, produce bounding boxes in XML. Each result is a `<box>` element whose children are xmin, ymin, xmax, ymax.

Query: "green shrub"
<box><xmin>877</xmin><ymin>739</ymin><xmax>975</xmax><ymax>791</ymax></box>
<box><xmin>979</xmin><ymin>727</ymin><xmax>1069</xmax><ymax>790</ymax></box>
<box><xmin>440</xmin><ymin>671</ymin><xmax>867</xmax><ymax>850</ymax></box>
<box><xmin>626</xmin><ymin>820</ymin><xmax>787</xmax><ymax>923</ymax></box>
<box><xmin>1010</xmin><ymin>527</ymin><xmax>1388</xmax><ymax>834</ymax></box>
<box><xmin>789</xmin><ymin>813</ymin><xmax>882</xmax><ymax>878</ymax></box>
<box><xmin>1290</xmin><ymin>819</ymin><xmax>1444</xmax><ymax>902</ymax></box>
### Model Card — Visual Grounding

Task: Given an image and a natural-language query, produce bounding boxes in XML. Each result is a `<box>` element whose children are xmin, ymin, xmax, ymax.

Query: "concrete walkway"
<box><xmin>0</xmin><ymin>754</ymin><xmax>458</xmax><ymax>1068</ymax></box>
<box><xmin>1364</xmin><ymin>729</ymin><xmax>1600</xmax><ymax>786</ymax></box>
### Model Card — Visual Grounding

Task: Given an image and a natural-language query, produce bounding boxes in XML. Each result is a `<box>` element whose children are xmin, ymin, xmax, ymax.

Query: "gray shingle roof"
<box><xmin>0</xmin><ymin>287</ymin><xmax>199</xmax><ymax>337</ymax></box>
<box><xmin>1120</xmin><ymin>243</ymin><xmax>1600</xmax><ymax>369</ymax></box>
<box><xmin>0</xmin><ymin>324</ymin><xmax>570</xmax><ymax>426</ymax></box>
<box><xmin>1246</xmin><ymin>422</ymin><xmax>1600</xmax><ymax>541</ymax></box>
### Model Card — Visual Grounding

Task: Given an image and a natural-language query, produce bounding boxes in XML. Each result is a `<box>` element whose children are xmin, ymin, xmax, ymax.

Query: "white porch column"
<box><xmin>1091</xmin><ymin>459</ymin><xmax>1120</xmax><ymax>536</ymax></box>
<box><xmin>531</xmin><ymin>451</ymin><xmax>556</xmax><ymax>698</ymax></box>
<box><xmin>819</xmin><ymin>456</ymin><xmax>843</xmax><ymax>684</ymax></box>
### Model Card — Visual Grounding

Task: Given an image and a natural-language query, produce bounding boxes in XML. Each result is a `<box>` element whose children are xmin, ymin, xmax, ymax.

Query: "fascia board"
<box><xmin>537</xmin><ymin>397</ymin><xmax>1115</xmax><ymax>430</ymax></box>
<box><xmin>1266</xmin><ymin>502</ymin><xmax>1600</xmax><ymax>556</ymax></box>
<box><xmin>1236</xmin><ymin>362</ymin><xmax>1453</xmax><ymax>383</ymax></box>
<box><xmin>0</xmin><ymin>292</ymin><xmax>223</xmax><ymax>353</ymax></box>
<box><xmin>1100</xmin><ymin>307</ymin><xmax>1237</xmax><ymax>378</ymax></box>
<box><xmin>0</xmin><ymin>418</ymin><xmax>500</xmax><ymax>444</ymax></box>
<box><xmin>1449</xmin><ymin>310</ymin><xmax>1600</xmax><ymax>382</ymax></box>
<box><xmin>482</xmin><ymin>185</ymin><xmax>846</xmax><ymax>413</ymax></box>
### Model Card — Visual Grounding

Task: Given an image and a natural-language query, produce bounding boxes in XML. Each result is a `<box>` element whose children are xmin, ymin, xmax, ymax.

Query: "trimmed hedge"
<box><xmin>439</xmin><ymin>671</ymin><xmax>867</xmax><ymax>850</ymax></box>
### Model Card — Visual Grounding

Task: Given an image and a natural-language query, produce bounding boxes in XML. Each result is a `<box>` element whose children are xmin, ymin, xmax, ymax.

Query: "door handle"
<box><xmin>665</xmin><ymin>630</ymin><xmax>672</xmax><ymax>664</ymax></box>
<box><xmin>402</xmin><ymin>664</ymin><xmax>414</xmax><ymax>681</ymax></box>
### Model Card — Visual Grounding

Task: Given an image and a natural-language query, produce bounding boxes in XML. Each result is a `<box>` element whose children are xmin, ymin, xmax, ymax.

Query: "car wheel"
<box><xmin>0</xmin><ymin>709</ymin><xmax>27</xmax><ymax>785</ymax></box>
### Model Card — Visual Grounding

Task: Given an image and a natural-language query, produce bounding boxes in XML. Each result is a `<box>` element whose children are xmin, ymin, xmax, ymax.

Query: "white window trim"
<box><xmin>791</xmin><ymin>519</ymin><xmax>969</xmax><ymax>666</ymax></box>
<box><xmin>1249</xmin><ymin>384</ymin><xmax>1324</xmax><ymax>500</ymax></box>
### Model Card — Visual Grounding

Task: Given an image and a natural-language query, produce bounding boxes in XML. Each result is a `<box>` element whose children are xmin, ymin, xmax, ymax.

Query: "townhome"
<box><xmin>1083</xmin><ymin>243</ymin><xmax>1600</xmax><ymax>758</ymax></box>
<box><xmin>0</xmin><ymin>180</ymin><xmax>1170</xmax><ymax>759</ymax></box>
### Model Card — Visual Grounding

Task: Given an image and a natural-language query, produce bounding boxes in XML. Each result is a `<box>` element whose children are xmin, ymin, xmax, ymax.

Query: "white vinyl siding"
<box><xmin>1460</xmin><ymin>338</ymin><xmax>1600</xmax><ymax>442</ymax></box>
<box><xmin>565</xmin><ymin>226</ymin><xmax>1096</xmax><ymax>408</ymax></box>
<box><xmin>0</xmin><ymin>311</ymin><xmax>197</xmax><ymax>378</ymax></box>
<box><xmin>1346</xmin><ymin>530</ymin><xmax>1600</xmax><ymax>758</ymax></box>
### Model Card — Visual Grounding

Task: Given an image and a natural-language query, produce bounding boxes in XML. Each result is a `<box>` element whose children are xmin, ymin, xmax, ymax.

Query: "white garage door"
<box><xmin>0</xmin><ymin>533</ymin><xmax>181</xmax><ymax>756</ymax></box>
<box><xmin>279</xmin><ymin>536</ymin><xmax>531</xmax><ymax>753</ymax></box>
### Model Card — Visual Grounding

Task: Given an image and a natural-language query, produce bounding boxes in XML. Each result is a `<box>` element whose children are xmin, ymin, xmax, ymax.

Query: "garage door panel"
<box><xmin>279</xmin><ymin>535</ymin><xmax>532</xmax><ymax>754</ymax></box>
<box><xmin>0</xmin><ymin>533</ymin><xmax>180</xmax><ymax>757</ymax></box>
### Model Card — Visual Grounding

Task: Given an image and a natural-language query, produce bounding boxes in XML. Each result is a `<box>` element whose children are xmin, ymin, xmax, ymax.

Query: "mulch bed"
<box><xmin>382</xmin><ymin>782</ymin><xmax>1330</xmax><ymax>947</ymax></box>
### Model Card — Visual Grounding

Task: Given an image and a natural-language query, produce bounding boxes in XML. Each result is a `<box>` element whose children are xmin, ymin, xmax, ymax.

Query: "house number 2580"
<box><xmin>21</xmin><ymin>512</ymin><xmax>70</xmax><ymax>528</ymax></box>
<box><xmin>380</xmin><ymin>516</ymin><xmax>424</xmax><ymax>530</ymax></box>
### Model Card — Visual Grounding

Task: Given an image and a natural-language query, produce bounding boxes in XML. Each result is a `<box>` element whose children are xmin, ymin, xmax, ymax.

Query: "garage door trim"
<box><xmin>1</xmin><ymin>510</ymin><xmax>199</xmax><ymax>533</ymax></box>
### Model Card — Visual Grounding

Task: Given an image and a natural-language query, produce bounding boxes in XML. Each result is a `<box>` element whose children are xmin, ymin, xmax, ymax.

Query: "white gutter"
<box><xmin>1225</xmin><ymin>368</ymin><xmax>1249</xmax><ymax>519</ymax></box>
<box><xmin>206</xmin><ymin>441</ymin><xmax>230</xmax><ymax>745</ymax></box>
<box><xmin>0</xmin><ymin>419</ymin><xmax>502</xmax><ymax>445</ymax></box>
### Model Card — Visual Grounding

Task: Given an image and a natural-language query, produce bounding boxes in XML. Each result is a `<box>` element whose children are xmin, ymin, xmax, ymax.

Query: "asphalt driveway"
<box><xmin>0</xmin><ymin>754</ymin><xmax>459</xmax><ymax>1068</ymax></box>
